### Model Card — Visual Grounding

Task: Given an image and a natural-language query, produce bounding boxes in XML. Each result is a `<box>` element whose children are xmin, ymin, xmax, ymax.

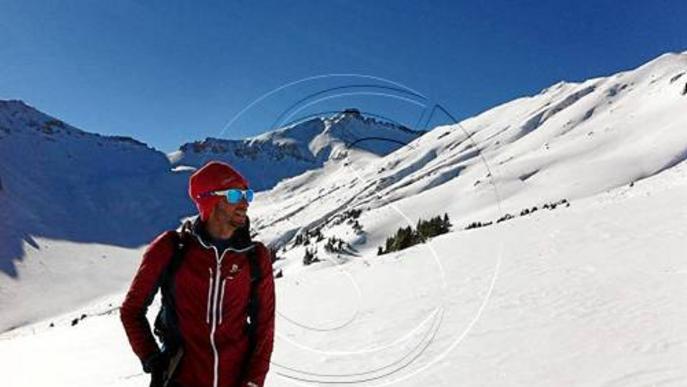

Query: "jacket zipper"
<box><xmin>190</xmin><ymin>227</ymin><xmax>255</xmax><ymax>387</ymax></box>
<box><xmin>209</xmin><ymin>246</ymin><xmax>227</xmax><ymax>387</ymax></box>
<box><xmin>206</xmin><ymin>268</ymin><xmax>213</xmax><ymax>325</ymax></box>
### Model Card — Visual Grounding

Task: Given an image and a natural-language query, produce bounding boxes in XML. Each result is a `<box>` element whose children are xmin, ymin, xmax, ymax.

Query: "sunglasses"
<box><xmin>204</xmin><ymin>188</ymin><xmax>254</xmax><ymax>204</ymax></box>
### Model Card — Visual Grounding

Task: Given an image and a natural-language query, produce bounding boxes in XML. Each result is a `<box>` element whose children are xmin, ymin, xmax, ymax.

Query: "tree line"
<box><xmin>378</xmin><ymin>213</ymin><xmax>452</xmax><ymax>255</ymax></box>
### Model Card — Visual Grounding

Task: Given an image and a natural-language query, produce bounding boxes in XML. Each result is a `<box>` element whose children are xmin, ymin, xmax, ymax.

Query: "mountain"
<box><xmin>0</xmin><ymin>105</ymin><xmax>423</xmax><ymax>332</ymax></box>
<box><xmin>168</xmin><ymin>108</ymin><xmax>426</xmax><ymax>191</ymax></box>
<box><xmin>249</xmin><ymin>51</ymin><xmax>687</xmax><ymax>274</ymax></box>
<box><xmin>0</xmin><ymin>100</ymin><xmax>194</xmax><ymax>331</ymax></box>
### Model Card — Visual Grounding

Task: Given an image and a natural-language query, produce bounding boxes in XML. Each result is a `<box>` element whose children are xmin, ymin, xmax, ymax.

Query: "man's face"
<box><xmin>212</xmin><ymin>185</ymin><xmax>249</xmax><ymax>228</ymax></box>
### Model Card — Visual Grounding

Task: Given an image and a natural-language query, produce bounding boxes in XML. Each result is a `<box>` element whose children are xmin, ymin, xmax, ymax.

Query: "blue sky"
<box><xmin>1</xmin><ymin>0</ymin><xmax>685</xmax><ymax>152</ymax></box>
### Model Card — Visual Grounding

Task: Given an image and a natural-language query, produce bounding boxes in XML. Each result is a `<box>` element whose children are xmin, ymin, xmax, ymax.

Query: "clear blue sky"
<box><xmin>1</xmin><ymin>0</ymin><xmax>685</xmax><ymax>152</ymax></box>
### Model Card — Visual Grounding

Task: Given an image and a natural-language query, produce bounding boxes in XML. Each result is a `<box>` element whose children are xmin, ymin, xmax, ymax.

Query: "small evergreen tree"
<box><xmin>303</xmin><ymin>247</ymin><xmax>319</xmax><ymax>266</ymax></box>
<box><xmin>442</xmin><ymin>213</ymin><xmax>452</xmax><ymax>232</ymax></box>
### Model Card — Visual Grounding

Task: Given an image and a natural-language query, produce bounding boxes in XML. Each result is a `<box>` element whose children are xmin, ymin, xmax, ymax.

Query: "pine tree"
<box><xmin>442</xmin><ymin>213</ymin><xmax>452</xmax><ymax>232</ymax></box>
<box><xmin>303</xmin><ymin>247</ymin><xmax>318</xmax><ymax>266</ymax></box>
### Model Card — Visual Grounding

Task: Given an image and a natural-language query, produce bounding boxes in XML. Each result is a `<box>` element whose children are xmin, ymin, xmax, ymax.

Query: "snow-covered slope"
<box><xmin>168</xmin><ymin>109</ymin><xmax>426</xmax><ymax>191</ymax></box>
<box><xmin>250</xmin><ymin>51</ymin><xmax>687</xmax><ymax>274</ymax></box>
<box><xmin>0</xmin><ymin>100</ymin><xmax>194</xmax><ymax>331</ymax></box>
<box><xmin>2</xmin><ymin>156</ymin><xmax>685</xmax><ymax>387</ymax></box>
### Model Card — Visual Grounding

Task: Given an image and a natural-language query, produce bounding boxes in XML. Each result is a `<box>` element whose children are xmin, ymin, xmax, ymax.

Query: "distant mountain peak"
<box><xmin>170</xmin><ymin>109</ymin><xmax>426</xmax><ymax>191</ymax></box>
<box><xmin>0</xmin><ymin>99</ymin><xmax>154</xmax><ymax>150</ymax></box>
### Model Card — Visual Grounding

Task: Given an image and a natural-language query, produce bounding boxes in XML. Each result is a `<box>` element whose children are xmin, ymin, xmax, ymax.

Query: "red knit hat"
<box><xmin>188</xmin><ymin>161</ymin><xmax>250</xmax><ymax>221</ymax></box>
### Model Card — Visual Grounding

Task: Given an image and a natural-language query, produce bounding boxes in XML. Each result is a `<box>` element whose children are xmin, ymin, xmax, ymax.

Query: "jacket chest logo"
<box><xmin>227</xmin><ymin>263</ymin><xmax>241</xmax><ymax>278</ymax></box>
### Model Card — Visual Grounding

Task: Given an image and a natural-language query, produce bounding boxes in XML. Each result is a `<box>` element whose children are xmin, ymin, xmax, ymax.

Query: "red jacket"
<box><xmin>120</xmin><ymin>219</ymin><xmax>275</xmax><ymax>387</ymax></box>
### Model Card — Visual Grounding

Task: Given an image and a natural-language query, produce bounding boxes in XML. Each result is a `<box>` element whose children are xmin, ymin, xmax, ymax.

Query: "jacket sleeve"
<box><xmin>241</xmin><ymin>242</ymin><xmax>276</xmax><ymax>387</ymax></box>
<box><xmin>119</xmin><ymin>231</ymin><xmax>176</xmax><ymax>367</ymax></box>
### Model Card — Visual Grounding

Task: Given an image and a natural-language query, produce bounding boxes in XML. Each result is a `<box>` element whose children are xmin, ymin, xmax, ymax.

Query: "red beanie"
<box><xmin>189</xmin><ymin>161</ymin><xmax>250</xmax><ymax>221</ymax></box>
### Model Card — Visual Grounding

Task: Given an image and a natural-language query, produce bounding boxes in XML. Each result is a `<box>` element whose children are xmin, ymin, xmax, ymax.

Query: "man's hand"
<box><xmin>143</xmin><ymin>351</ymin><xmax>170</xmax><ymax>387</ymax></box>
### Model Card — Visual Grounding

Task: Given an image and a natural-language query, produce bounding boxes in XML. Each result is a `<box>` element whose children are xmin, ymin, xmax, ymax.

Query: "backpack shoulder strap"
<box><xmin>160</xmin><ymin>230</ymin><xmax>187</xmax><ymax>299</ymax></box>
<box><xmin>153</xmin><ymin>228</ymin><xmax>189</xmax><ymax>351</ymax></box>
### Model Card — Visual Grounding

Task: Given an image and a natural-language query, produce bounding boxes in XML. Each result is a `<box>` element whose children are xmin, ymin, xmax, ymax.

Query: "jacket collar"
<box><xmin>182</xmin><ymin>215</ymin><xmax>254</xmax><ymax>252</ymax></box>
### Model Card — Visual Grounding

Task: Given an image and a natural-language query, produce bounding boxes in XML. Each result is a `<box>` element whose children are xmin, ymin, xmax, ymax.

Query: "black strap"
<box><xmin>154</xmin><ymin>230</ymin><xmax>187</xmax><ymax>353</ymax></box>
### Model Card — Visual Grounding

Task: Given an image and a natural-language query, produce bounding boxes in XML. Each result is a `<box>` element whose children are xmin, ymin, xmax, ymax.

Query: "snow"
<box><xmin>1</xmin><ymin>51</ymin><xmax>687</xmax><ymax>386</ymax></box>
<box><xmin>0</xmin><ymin>238</ymin><xmax>143</xmax><ymax>332</ymax></box>
<box><xmin>2</xmin><ymin>158</ymin><xmax>686</xmax><ymax>387</ymax></box>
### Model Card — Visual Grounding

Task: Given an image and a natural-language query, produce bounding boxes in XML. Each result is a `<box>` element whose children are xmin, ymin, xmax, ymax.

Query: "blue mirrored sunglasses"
<box><xmin>207</xmin><ymin>188</ymin><xmax>254</xmax><ymax>204</ymax></box>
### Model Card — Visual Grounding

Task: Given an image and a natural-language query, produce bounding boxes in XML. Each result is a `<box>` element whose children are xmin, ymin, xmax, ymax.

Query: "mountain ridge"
<box><xmin>168</xmin><ymin>108</ymin><xmax>426</xmax><ymax>191</ymax></box>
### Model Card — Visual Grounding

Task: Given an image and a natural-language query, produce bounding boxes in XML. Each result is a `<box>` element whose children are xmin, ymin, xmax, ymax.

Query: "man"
<box><xmin>120</xmin><ymin>161</ymin><xmax>275</xmax><ymax>387</ymax></box>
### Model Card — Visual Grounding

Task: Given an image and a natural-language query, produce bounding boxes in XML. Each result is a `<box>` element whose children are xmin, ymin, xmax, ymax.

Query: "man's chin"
<box><xmin>229</xmin><ymin>215</ymin><xmax>247</xmax><ymax>228</ymax></box>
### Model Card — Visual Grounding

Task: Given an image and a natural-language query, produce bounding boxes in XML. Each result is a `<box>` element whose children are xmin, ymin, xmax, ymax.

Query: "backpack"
<box><xmin>152</xmin><ymin>227</ymin><xmax>263</xmax><ymax>356</ymax></box>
